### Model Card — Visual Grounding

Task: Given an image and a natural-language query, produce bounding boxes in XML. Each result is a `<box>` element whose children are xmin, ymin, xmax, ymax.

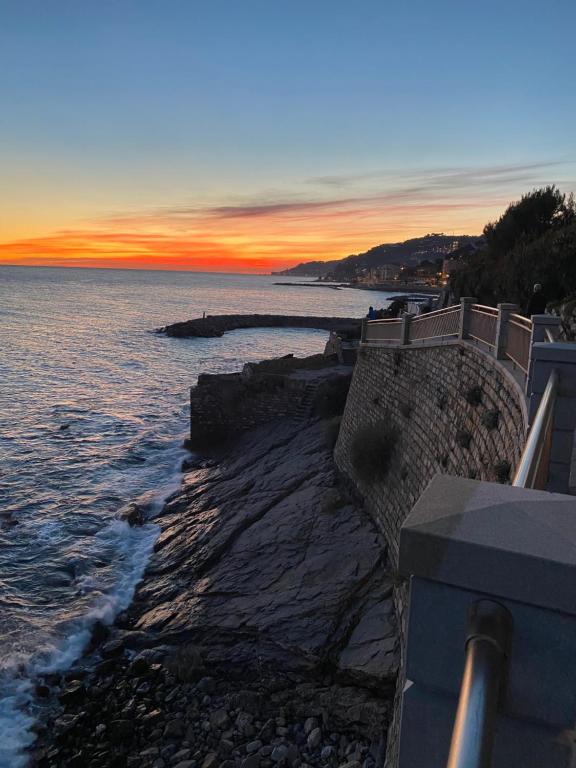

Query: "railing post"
<box><xmin>401</xmin><ymin>313</ymin><xmax>414</xmax><ymax>345</ymax></box>
<box><xmin>526</xmin><ymin>315</ymin><xmax>562</xmax><ymax>396</ymax></box>
<box><xmin>361</xmin><ymin>318</ymin><xmax>367</xmax><ymax>343</ymax></box>
<box><xmin>494</xmin><ymin>303</ymin><xmax>518</xmax><ymax>360</ymax></box>
<box><xmin>529</xmin><ymin>314</ymin><xmax>562</xmax><ymax>343</ymax></box>
<box><xmin>459</xmin><ymin>297</ymin><xmax>477</xmax><ymax>340</ymax></box>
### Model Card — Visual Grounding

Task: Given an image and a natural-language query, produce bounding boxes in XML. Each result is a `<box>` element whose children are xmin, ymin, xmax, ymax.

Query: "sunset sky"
<box><xmin>1</xmin><ymin>0</ymin><xmax>575</xmax><ymax>272</ymax></box>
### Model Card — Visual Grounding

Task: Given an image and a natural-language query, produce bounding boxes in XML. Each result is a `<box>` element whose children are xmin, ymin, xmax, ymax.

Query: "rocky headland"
<box><xmin>158</xmin><ymin>316</ymin><xmax>362</xmax><ymax>339</ymax></box>
<box><xmin>30</xmin><ymin>355</ymin><xmax>396</xmax><ymax>768</ymax></box>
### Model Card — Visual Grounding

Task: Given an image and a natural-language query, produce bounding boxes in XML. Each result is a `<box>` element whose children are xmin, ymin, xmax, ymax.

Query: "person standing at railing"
<box><xmin>526</xmin><ymin>283</ymin><xmax>548</xmax><ymax>317</ymax></box>
<box><xmin>367</xmin><ymin>306</ymin><xmax>377</xmax><ymax>319</ymax></box>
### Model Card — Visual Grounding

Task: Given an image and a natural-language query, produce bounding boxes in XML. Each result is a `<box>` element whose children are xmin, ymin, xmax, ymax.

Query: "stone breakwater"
<box><xmin>31</xmin><ymin>419</ymin><xmax>397</xmax><ymax>768</ymax></box>
<box><xmin>159</xmin><ymin>315</ymin><xmax>362</xmax><ymax>339</ymax></box>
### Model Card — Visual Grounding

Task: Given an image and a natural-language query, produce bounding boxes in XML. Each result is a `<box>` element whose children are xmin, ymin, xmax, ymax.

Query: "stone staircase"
<box><xmin>294</xmin><ymin>382</ymin><xmax>320</xmax><ymax>421</ymax></box>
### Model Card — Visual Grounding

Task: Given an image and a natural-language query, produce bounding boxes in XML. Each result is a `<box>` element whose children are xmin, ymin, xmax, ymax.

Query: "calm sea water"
<box><xmin>0</xmin><ymin>266</ymin><xmax>394</xmax><ymax>765</ymax></box>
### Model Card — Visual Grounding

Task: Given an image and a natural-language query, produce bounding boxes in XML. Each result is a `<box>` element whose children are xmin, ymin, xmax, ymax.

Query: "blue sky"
<box><xmin>1</xmin><ymin>0</ymin><xmax>575</xmax><ymax>269</ymax></box>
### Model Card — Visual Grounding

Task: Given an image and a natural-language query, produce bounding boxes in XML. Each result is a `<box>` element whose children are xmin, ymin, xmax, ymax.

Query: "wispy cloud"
<box><xmin>1</xmin><ymin>160</ymin><xmax>573</xmax><ymax>271</ymax></box>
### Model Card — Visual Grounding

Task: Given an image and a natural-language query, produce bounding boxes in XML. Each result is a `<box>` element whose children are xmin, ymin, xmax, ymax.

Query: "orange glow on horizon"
<box><xmin>0</xmin><ymin>194</ymin><xmax>500</xmax><ymax>272</ymax></box>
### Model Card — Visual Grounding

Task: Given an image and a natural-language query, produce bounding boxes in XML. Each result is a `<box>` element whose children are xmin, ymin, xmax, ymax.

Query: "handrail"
<box><xmin>411</xmin><ymin>305</ymin><xmax>461</xmax><ymax>321</ymax></box>
<box><xmin>512</xmin><ymin>369</ymin><xmax>558</xmax><ymax>489</ymax></box>
<box><xmin>545</xmin><ymin>326</ymin><xmax>558</xmax><ymax>343</ymax></box>
<box><xmin>471</xmin><ymin>304</ymin><xmax>499</xmax><ymax>315</ymax></box>
<box><xmin>446</xmin><ymin>600</ymin><xmax>513</xmax><ymax>768</ymax></box>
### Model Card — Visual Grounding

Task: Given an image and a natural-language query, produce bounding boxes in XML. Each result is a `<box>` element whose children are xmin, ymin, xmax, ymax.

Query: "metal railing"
<box><xmin>446</xmin><ymin>600</ymin><xmax>513</xmax><ymax>768</ymax></box>
<box><xmin>410</xmin><ymin>305</ymin><xmax>461</xmax><ymax>342</ymax></box>
<box><xmin>512</xmin><ymin>369</ymin><xmax>558</xmax><ymax>489</ymax></box>
<box><xmin>468</xmin><ymin>305</ymin><xmax>498</xmax><ymax>349</ymax></box>
<box><xmin>363</xmin><ymin>317</ymin><xmax>402</xmax><ymax>343</ymax></box>
<box><xmin>505</xmin><ymin>313</ymin><xmax>532</xmax><ymax>374</ymax></box>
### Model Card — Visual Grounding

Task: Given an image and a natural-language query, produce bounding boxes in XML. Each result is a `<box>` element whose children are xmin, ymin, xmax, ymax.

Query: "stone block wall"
<box><xmin>335</xmin><ymin>341</ymin><xmax>527</xmax><ymax>568</ymax></box>
<box><xmin>189</xmin><ymin>374</ymin><xmax>306</xmax><ymax>441</ymax></box>
<box><xmin>334</xmin><ymin>340</ymin><xmax>528</xmax><ymax>767</ymax></box>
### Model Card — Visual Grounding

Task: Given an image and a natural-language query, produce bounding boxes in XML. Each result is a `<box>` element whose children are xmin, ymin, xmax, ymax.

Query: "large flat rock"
<box><xmin>134</xmin><ymin>419</ymin><xmax>397</xmax><ymax>685</ymax></box>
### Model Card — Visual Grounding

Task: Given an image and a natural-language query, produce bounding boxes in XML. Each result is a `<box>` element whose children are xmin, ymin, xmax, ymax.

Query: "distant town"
<box><xmin>273</xmin><ymin>233</ymin><xmax>483</xmax><ymax>290</ymax></box>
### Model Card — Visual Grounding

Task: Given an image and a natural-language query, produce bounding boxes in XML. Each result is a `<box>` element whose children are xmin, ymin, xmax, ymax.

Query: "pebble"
<box><xmin>307</xmin><ymin>727</ymin><xmax>322</xmax><ymax>750</ymax></box>
<box><xmin>201</xmin><ymin>752</ymin><xmax>219</xmax><ymax>768</ymax></box>
<box><xmin>209</xmin><ymin>708</ymin><xmax>230</xmax><ymax>729</ymax></box>
<box><xmin>271</xmin><ymin>744</ymin><xmax>288</xmax><ymax>763</ymax></box>
<box><xmin>246</xmin><ymin>739</ymin><xmax>263</xmax><ymax>754</ymax></box>
<box><xmin>303</xmin><ymin>718</ymin><xmax>318</xmax><ymax>735</ymax></box>
<box><xmin>241</xmin><ymin>756</ymin><xmax>261</xmax><ymax>768</ymax></box>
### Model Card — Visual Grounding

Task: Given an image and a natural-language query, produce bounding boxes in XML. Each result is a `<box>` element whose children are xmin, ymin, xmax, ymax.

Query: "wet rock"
<box><xmin>118</xmin><ymin>502</ymin><xmax>146</xmax><ymax>526</ymax></box>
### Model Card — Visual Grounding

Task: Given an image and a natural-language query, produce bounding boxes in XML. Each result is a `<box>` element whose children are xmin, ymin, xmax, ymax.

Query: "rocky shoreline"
<box><xmin>29</xmin><ymin>411</ymin><xmax>397</xmax><ymax>768</ymax></box>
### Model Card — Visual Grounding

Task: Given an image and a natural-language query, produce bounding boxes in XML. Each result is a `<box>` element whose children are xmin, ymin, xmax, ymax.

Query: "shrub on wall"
<box><xmin>494</xmin><ymin>460</ymin><xmax>511</xmax><ymax>483</ymax></box>
<box><xmin>456</xmin><ymin>429</ymin><xmax>472</xmax><ymax>449</ymax></box>
<box><xmin>464</xmin><ymin>385</ymin><xmax>483</xmax><ymax>406</ymax></box>
<box><xmin>314</xmin><ymin>377</ymin><xmax>351</xmax><ymax>418</ymax></box>
<box><xmin>350</xmin><ymin>420</ymin><xmax>398</xmax><ymax>485</ymax></box>
<box><xmin>482</xmin><ymin>409</ymin><xmax>500</xmax><ymax>430</ymax></box>
<box><xmin>399</xmin><ymin>401</ymin><xmax>413</xmax><ymax>418</ymax></box>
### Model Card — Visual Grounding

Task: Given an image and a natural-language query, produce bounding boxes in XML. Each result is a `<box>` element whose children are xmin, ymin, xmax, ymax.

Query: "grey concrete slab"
<box><xmin>404</xmin><ymin>577</ymin><xmax>576</xmax><ymax>727</ymax></box>
<box><xmin>399</xmin><ymin>475</ymin><xmax>576</xmax><ymax>615</ymax></box>
<box><xmin>399</xmin><ymin>683</ymin><xmax>571</xmax><ymax>768</ymax></box>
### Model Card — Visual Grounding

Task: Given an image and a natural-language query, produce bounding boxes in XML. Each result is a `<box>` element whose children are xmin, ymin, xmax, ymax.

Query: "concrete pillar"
<box><xmin>495</xmin><ymin>303</ymin><xmax>518</xmax><ymax>359</ymax></box>
<box><xmin>396</xmin><ymin>475</ymin><xmax>576</xmax><ymax>768</ymax></box>
<box><xmin>525</xmin><ymin>316</ymin><xmax>562</xmax><ymax>397</ymax></box>
<box><xmin>360</xmin><ymin>318</ymin><xmax>367</xmax><ymax>343</ymax></box>
<box><xmin>401</xmin><ymin>313</ymin><xmax>414</xmax><ymax>345</ymax></box>
<box><xmin>458</xmin><ymin>297</ymin><xmax>477</xmax><ymax>340</ymax></box>
<box><xmin>530</xmin><ymin>314</ymin><xmax>562</xmax><ymax>343</ymax></box>
<box><xmin>525</xmin><ymin>341</ymin><xmax>576</xmax><ymax>492</ymax></box>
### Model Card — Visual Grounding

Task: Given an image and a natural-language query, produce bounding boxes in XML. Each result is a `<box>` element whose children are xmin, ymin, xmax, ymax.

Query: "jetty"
<box><xmin>159</xmin><ymin>313</ymin><xmax>362</xmax><ymax>338</ymax></box>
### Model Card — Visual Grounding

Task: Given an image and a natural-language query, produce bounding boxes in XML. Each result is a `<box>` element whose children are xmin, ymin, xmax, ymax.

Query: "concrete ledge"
<box><xmin>399</xmin><ymin>683</ymin><xmax>570</xmax><ymax>767</ymax></box>
<box><xmin>399</xmin><ymin>474</ymin><xmax>576</xmax><ymax>615</ymax></box>
<box><xmin>404</xmin><ymin>577</ymin><xmax>576</xmax><ymax>728</ymax></box>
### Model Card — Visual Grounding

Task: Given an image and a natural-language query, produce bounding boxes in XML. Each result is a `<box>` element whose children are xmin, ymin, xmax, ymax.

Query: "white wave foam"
<box><xmin>0</xmin><ymin>442</ymin><xmax>190</xmax><ymax>767</ymax></box>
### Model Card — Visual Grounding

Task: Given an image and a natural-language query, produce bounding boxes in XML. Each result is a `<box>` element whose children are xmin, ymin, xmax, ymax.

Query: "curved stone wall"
<box><xmin>335</xmin><ymin>341</ymin><xmax>528</xmax><ymax>568</ymax></box>
<box><xmin>335</xmin><ymin>341</ymin><xmax>528</xmax><ymax>765</ymax></box>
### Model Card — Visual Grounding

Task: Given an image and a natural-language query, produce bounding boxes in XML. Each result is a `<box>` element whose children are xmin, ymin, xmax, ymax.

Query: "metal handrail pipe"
<box><xmin>512</xmin><ymin>369</ymin><xmax>558</xmax><ymax>488</ymax></box>
<box><xmin>446</xmin><ymin>601</ymin><xmax>513</xmax><ymax>768</ymax></box>
<box><xmin>471</xmin><ymin>304</ymin><xmax>499</xmax><ymax>315</ymax></box>
<box><xmin>545</xmin><ymin>326</ymin><xmax>557</xmax><ymax>343</ymax></box>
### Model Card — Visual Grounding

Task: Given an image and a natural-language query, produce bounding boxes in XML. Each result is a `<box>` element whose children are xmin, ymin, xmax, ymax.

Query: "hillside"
<box><xmin>275</xmin><ymin>233</ymin><xmax>480</xmax><ymax>280</ymax></box>
<box><xmin>271</xmin><ymin>259</ymin><xmax>342</xmax><ymax>277</ymax></box>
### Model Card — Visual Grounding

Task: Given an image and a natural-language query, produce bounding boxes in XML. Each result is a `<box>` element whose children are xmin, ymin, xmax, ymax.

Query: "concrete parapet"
<box><xmin>495</xmin><ymin>303</ymin><xmax>518</xmax><ymax>359</ymax></box>
<box><xmin>458</xmin><ymin>297</ymin><xmax>477</xmax><ymax>340</ymax></box>
<box><xmin>396</xmin><ymin>474</ymin><xmax>576</xmax><ymax>767</ymax></box>
<box><xmin>526</xmin><ymin>341</ymin><xmax>576</xmax><ymax>492</ymax></box>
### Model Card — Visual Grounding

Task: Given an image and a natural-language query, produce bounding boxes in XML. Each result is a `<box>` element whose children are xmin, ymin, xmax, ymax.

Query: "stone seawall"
<box><xmin>335</xmin><ymin>341</ymin><xmax>527</xmax><ymax>567</ymax></box>
<box><xmin>161</xmin><ymin>314</ymin><xmax>362</xmax><ymax>338</ymax></box>
<box><xmin>334</xmin><ymin>340</ymin><xmax>528</xmax><ymax>766</ymax></box>
<box><xmin>188</xmin><ymin>354</ymin><xmax>352</xmax><ymax>446</ymax></box>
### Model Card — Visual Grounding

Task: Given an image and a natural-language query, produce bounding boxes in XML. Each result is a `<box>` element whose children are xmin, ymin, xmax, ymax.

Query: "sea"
<box><xmin>0</xmin><ymin>266</ymin><xmax>394</xmax><ymax>766</ymax></box>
